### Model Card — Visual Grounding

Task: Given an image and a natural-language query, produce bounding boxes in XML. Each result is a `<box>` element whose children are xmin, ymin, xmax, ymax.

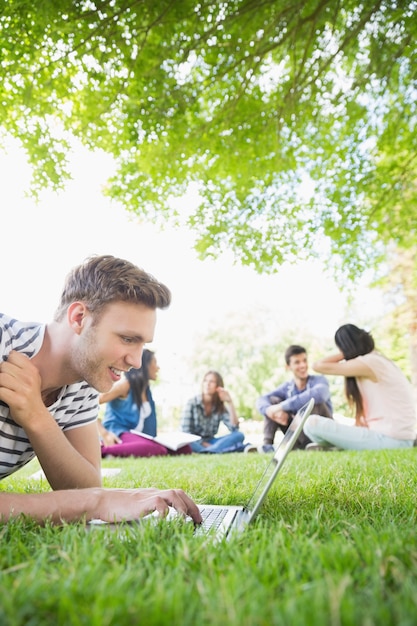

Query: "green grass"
<box><xmin>1</xmin><ymin>449</ymin><xmax>417</xmax><ymax>625</ymax></box>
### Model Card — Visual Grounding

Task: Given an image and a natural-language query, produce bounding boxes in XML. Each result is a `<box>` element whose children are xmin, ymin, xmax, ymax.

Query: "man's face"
<box><xmin>73</xmin><ymin>301</ymin><xmax>156</xmax><ymax>392</ymax></box>
<box><xmin>287</xmin><ymin>352</ymin><xmax>309</xmax><ymax>382</ymax></box>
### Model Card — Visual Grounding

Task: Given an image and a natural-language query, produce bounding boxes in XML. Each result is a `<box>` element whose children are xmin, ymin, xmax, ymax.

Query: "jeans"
<box><xmin>190</xmin><ymin>430</ymin><xmax>245</xmax><ymax>453</ymax></box>
<box><xmin>303</xmin><ymin>414</ymin><xmax>414</xmax><ymax>450</ymax></box>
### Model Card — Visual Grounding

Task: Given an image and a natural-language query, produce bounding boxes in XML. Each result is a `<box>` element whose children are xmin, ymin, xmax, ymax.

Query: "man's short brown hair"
<box><xmin>54</xmin><ymin>255</ymin><xmax>171</xmax><ymax>321</ymax></box>
<box><xmin>284</xmin><ymin>345</ymin><xmax>307</xmax><ymax>365</ymax></box>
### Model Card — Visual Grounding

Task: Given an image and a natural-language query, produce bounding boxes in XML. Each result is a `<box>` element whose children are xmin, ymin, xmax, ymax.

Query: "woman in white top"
<box><xmin>303</xmin><ymin>324</ymin><xmax>416</xmax><ymax>450</ymax></box>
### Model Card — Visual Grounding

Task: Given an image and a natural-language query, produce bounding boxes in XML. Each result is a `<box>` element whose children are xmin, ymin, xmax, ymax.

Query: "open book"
<box><xmin>129</xmin><ymin>430</ymin><xmax>201</xmax><ymax>451</ymax></box>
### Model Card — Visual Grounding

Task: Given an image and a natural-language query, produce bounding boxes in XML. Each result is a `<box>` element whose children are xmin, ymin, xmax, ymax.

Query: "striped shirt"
<box><xmin>0</xmin><ymin>313</ymin><xmax>99</xmax><ymax>479</ymax></box>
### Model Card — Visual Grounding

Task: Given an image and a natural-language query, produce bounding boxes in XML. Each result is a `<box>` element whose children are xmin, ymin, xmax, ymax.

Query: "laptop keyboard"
<box><xmin>198</xmin><ymin>506</ymin><xmax>228</xmax><ymax>532</ymax></box>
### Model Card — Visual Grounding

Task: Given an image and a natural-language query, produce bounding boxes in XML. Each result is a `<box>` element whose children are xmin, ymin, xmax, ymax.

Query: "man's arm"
<box><xmin>0</xmin><ymin>487</ymin><xmax>203</xmax><ymax>525</ymax></box>
<box><xmin>279</xmin><ymin>376</ymin><xmax>332</xmax><ymax>414</ymax></box>
<box><xmin>0</xmin><ymin>351</ymin><xmax>102</xmax><ymax>489</ymax></box>
<box><xmin>26</xmin><ymin>420</ymin><xmax>102</xmax><ymax>490</ymax></box>
<box><xmin>256</xmin><ymin>383</ymin><xmax>288</xmax><ymax>417</ymax></box>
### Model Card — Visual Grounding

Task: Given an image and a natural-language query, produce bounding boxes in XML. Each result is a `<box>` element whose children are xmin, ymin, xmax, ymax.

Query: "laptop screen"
<box><xmin>243</xmin><ymin>399</ymin><xmax>314</xmax><ymax>519</ymax></box>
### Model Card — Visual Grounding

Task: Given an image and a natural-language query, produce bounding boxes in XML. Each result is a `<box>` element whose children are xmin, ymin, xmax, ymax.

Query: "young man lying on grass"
<box><xmin>0</xmin><ymin>255</ymin><xmax>201</xmax><ymax>526</ymax></box>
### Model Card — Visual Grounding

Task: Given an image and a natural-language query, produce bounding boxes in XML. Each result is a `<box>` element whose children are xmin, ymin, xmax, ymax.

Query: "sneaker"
<box><xmin>305</xmin><ymin>443</ymin><xmax>339</xmax><ymax>451</ymax></box>
<box><xmin>243</xmin><ymin>443</ymin><xmax>258</xmax><ymax>453</ymax></box>
<box><xmin>259</xmin><ymin>444</ymin><xmax>275</xmax><ymax>454</ymax></box>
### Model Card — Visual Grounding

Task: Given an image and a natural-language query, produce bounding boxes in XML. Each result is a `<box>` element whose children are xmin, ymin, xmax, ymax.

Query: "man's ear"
<box><xmin>67</xmin><ymin>302</ymin><xmax>88</xmax><ymax>334</ymax></box>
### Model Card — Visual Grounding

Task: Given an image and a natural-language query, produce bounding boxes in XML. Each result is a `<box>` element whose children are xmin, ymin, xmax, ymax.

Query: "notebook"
<box><xmin>193</xmin><ymin>397</ymin><xmax>314</xmax><ymax>539</ymax></box>
<box><xmin>129</xmin><ymin>430</ymin><xmax>202</xmax><ymax>451</ymax></box>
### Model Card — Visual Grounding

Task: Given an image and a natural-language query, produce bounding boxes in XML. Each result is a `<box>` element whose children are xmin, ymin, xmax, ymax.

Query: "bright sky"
<box><xmin>1</xmin><ymin>136</ymin><xmax>384</xmax><ymax>403</ymax></box>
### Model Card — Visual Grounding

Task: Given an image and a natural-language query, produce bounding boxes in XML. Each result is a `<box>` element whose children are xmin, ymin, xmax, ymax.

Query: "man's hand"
<box><xmin>266</xmin><ymin>404</ymin><xmax>290</xmax><ymax>426</ymax></box>
<box><xmin>95</xmin><ymin>487</ymin><xmax>203</xmax><ymax>524</ymax></box>
<box><xmin>0</xmin><ymin>351</ymin><xmax>102</xmax><ymax>490</ymax></box>
<box><xmin>0</xmin><ymin>351</ymin><xmax>46</xmax><ymax>427</ymax></box>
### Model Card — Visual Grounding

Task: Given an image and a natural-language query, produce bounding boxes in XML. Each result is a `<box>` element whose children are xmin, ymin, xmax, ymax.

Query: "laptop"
<box><xmin>192</xmin><ymin>397</ymin><xmax>314</xmax><ymax>540</ymax></box>
<box><xmin>88</xmin><ymin>398</ymin><xmax>314</xmax><ymax>539</ymax></box>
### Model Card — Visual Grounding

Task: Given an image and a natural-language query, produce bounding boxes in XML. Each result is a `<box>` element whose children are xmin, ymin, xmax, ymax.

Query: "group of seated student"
<box><xmin>99</xmin><ymin>326</ymin><xmax>417</xmax><ymax>457</ymax></box>
<box><xmin>99</xmin><ymin>363</ymin><xmax>248</xmax><ymax>457</ymax></box>
<box><xmin>1</xmin><ymin>253</ymin><xmax>415</xmax><ymax>527</ymax></box>
<box><xmin>257</xmin><ymin>328</ymin><xmax>416</xmax><ymax>452</ymax></box>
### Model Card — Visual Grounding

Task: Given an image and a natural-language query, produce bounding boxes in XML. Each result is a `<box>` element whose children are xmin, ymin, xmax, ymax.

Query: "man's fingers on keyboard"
<box><xmin>163</xmin><ymin>489</ymin><xmax>202</xmax><ymax>524</ymax></box>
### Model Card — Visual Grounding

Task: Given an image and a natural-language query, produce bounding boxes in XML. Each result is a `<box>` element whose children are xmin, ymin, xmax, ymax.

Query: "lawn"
<box><xmin>0</xmin><ymin>449</ymin><xmax>416</xmax><ymax>626</ymax></box>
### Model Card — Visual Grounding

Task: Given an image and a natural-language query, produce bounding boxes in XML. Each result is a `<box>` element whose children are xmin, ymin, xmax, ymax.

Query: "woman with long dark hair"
<box><xmin>303</xmin><ymin>324</ymin><xmax>416</xmax><ymax>450</ymax></box>
<box><xmin>180</xmin><ymin>370</ymin><xmax>246</xmax><ymax>453</ymax></box>
<box><xmin>98</xmin><ymin>349</ymin><xmax>191</xmax><ymax>457</ymax></box>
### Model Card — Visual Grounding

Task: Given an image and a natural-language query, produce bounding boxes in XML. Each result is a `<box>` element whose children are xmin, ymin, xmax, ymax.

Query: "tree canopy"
<box><xmin>1</xmin><ymin>0</ymin><xmax>416</xmax><ymax>277</ymax></box>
